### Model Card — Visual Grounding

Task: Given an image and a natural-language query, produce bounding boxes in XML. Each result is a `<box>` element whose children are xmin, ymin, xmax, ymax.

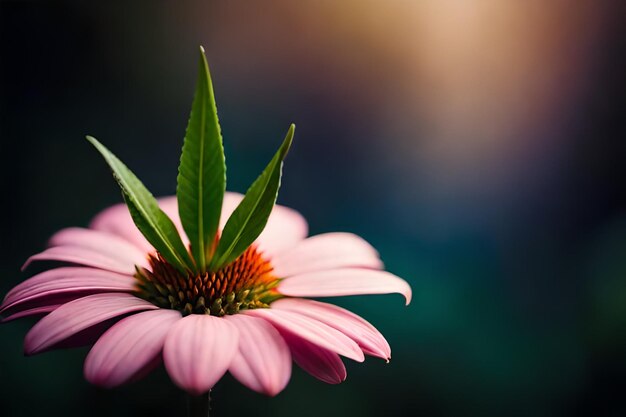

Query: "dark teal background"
<box><xmin>1</xmin><ymin>1</ymin><xmax>625</xmax><ymax>416</ymax></box>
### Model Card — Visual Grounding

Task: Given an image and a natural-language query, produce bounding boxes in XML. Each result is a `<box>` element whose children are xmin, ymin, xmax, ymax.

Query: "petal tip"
<box><xmin>164</xmin><ymin>315</ymin><xmax>239</xmax><ymax>396</ymax></box>
<box><xmin>20</xmin><ymin>257</ymin><xmax>32</xmax><ymax>271</ymax></box>
<box><xmin>403</xmin><ymin>285</ymin><xmax>412</xmax><ymax>306</ymax></box>
<box><xmin>264</xmin><ymin>385</ymin><xmax>286</xmax><ymax>397</ymax></box>
<box><xmin>24</xmin><ymin>330</ymin><xmax>46</xmax><ymax>356</ymax></box>
<box><xmin>23</xmin><ymin>343</ymin><xmax>37</xmax><ymax>357</ymax></box>
<box><xmin>84</xmin><ymin>370</ymin><xmax>113</xmax><ymax>389</ymax></box>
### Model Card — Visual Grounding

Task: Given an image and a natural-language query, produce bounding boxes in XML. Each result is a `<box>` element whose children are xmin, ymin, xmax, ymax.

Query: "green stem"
<box><xmin>187</xmin><ymin>391</ymin><xmax>210</xmax><ymax>417</ymax></box>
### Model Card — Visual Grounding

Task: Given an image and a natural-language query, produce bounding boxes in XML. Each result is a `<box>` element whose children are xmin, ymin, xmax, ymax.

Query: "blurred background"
<box><xmin>1</xmin><ymin>1</ymin><xmax>625</xmax><ymax>416</ymax></box>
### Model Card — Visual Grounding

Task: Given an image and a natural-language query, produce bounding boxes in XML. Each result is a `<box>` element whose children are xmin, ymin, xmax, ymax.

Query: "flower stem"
<box><xmin>187</xmin><ymin>391</ymin><xmax>210</xmax><ymax>417</ymax></box>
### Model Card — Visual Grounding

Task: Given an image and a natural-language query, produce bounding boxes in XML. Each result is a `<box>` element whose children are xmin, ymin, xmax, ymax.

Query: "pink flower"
<box><xmin>1</xmin><ymin>192</ymin><xmax>411</xmax><ymax>396</ymax></box>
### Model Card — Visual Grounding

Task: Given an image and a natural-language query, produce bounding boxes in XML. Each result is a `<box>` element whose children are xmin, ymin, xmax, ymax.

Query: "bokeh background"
<box><xmin>1</xmin><ymin>1</ymin><xmax>625</xmax><ymax>416</ymax></box>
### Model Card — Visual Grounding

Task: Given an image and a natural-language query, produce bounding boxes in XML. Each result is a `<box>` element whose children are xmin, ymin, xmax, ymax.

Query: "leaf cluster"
<box><xmin>88</xmin><ymin>47</ymin><xmax>294</xmax><ymax>274</ymax></box>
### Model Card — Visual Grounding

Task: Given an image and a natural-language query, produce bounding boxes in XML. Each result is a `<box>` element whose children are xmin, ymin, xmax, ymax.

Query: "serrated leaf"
<box><xmin>176</xmin><ymin>46</ymin><xmax>226</xmax><ymax>273</ymax></box>
<box><xmin>86</xmin><ymin>135</ymin><xmax>195</xmax><ymax>273</ymax></box>
<box><xmin>210</xmin><ymin>124</ymin><xmax>295</xmax><ymax>270</ymax></box>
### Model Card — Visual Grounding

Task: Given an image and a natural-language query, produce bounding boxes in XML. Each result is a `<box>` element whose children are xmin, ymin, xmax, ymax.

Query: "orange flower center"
<box><xmin>134</xmin><ymin>246</ymin><xmax>281</xmax><ymax>316</ymax></box>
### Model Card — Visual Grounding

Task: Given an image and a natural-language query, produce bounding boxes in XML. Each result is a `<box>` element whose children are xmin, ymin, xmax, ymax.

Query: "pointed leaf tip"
<box><xmin>199</xmin><ymin>45</ymin><xmax>205</xmax><ymax>54</ymax></box>
<box><xmin>177</xmin><ymin>46</ymin><xmax>226</xmax><ymax>272</ymax></box>
<box><xmin>280</xmin><ymin>124</ymin><xmax>295</xmax><ymax>158</ymax></box>
<box><xmin>85</xmin><ymin>135</ymin><xmax>101</xmax><ymax>148</ymax></box>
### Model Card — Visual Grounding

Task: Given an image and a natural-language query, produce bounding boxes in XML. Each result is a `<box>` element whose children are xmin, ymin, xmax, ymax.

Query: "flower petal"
<box><xmin>278</xmin><ymin>268</ymin><xmax>412</xmax><ymax>305</ymax></box>
<box><xmin>22</xmin><ymin>247</ymin><xmax>135</xmax><ymax>274</ymax></box>
<box><xmin>2</xmin><ymin>294</ymin><xmax>90</xmax><ymax>321</ymax></box>
<box><xmin>226</xmin><ymin>314</ymin><xmax>291</xmax><ymax>396</ymax></box>
<box><xmin>89</xmin><ymin>203</ymin><xmax>153</xmax><ymax>252</ymax></box>
<box><xmin>272</xmin><ymin>298</ymin><xmax>390</xmax><ymax>360</ymax></box>
<box><xmin>1</xmin><ymin>305</ymin><xmax>60</xmax><ymax>323</ymax></box>
<box><xmin>281</xmin><ymin>331</ymin><xmax>346</xmax><ymax>384</ymax></box>
<box><xmin>24</xmin><ymin>293</ymin><xmax>157</xmax><ymax>355</ymax></box>
<box><xmin>89</xmin><ymin>196</ymin><xmax>191</xmax><ymax>251</ymax></box>
<box><xmin>219</xmin><ymin>192</ymin><xmax>245</xmax><ymax>225</ymax></box>
<box><xmin>272</xmin><ymin>233</ymin><xmax>383</xmax><ymax>277</ymax></box>
<box><xmin>84</xmin><ymin>309</ymin><xmax>181</xmax><ymax>388</ymax></box>
<box><xmin>1</xmin><ymin>267</ymin><xmax>136</xmax><ymax>316</ymax></box>
<box><xmin>255</xmin><ymin>204</ymin><xmax>308</xmax><ymax>258</ymax></box>
<box><xmin>244</xmin><ymin>309</ymin><xmax>364</xmax><ymax>362</ymax></box>
<box><xmin>48</xmin><ymin>228</ymin><xmax>149</xmax><ymax>268</ymax></box>
<box><xmin>163</xmin><ymin>315</ymin><xmax>239</xmax><ymax>395</ymax></box>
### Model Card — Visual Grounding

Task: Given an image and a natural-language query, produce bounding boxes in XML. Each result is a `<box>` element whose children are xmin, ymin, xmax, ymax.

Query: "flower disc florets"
<box><xmin>135</xmin><ymin>246</ymin><xmax>280</xmax><ymax>316</ymax></box>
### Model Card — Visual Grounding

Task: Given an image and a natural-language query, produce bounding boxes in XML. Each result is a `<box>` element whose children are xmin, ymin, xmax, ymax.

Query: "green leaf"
<box><xmin>210</xmin><ymin>124</ymin><xmax>295</xmax><ymax>270</ymax></box>
<box><xmin>86</xmin><ymin>135</ymin><xmax>195</xmax><ymax>273</ymax></box>
<box><xmin>176</xmin><ymin>46</ymin><xmax>226</xmax><ymax>273</ymax></box>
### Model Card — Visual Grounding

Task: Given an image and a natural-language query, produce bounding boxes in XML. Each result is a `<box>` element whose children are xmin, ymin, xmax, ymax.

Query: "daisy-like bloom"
<box><xmin>1</xmin><ymin>192</ymin><xmax>411</xmax><ymax>395</ymax></box>
<box><xmin>2</xmin><ymin>48</ymin><xmax>412</xmax><ymax>403</ymax></box>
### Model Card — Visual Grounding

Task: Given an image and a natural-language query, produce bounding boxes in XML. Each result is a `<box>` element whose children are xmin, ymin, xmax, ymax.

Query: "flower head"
<box><xmin>1</xmin><ymin>47</ymin><xmax>411</xmax><ymax>397</ymax></box>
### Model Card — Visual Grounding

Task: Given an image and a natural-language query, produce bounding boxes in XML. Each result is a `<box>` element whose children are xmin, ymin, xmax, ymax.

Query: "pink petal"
<box><xmin>2</xmin><ymin>294</ymin><xmax>92</xmax><ymax>321</ymax></box>
<box><xmin>1</xmin><ymin>305</ymin><xmax>60</xmax><ymax>323</ymax></box>
<box><xmin>272</xmin><ymin>233</ymin><xmax>383</xmax><ymax>277</ymax></box>
<box><xmin>89</xmin><ymin>196</ymin><xmax>190</xmax><ymax>251</ymax></box>
<box><xmin>1</xmin><ymin>267</ymin><xmax>136</xmax><ymax>316</ymax></box>
<box><xmin>89</xmin><ymin>196</ymin><xmax>198</xmax><ymax>253</ymax></box>
<box><xmin>48</xmin><ymin>228</ymin><xmax>149</xmax><ymax>268</ymax></box>
<box><xmin>24</xmin><ymin>293</ymin><xmax>157</xmax><ymax>355</ymax></box>
<box><xmin>272</xmin><ymin>298</ymin><xmax>390</xmax><ymax>360</ymax></box>
<box><xmin>163</xmin><ymin>315</ymin><xmax>239</xmax><ymax>395</ymax></box>
<box><xmin>278</xmin><ymin>268</ymin><xmax>412</xmax><ymax>305</ymax></box>
<box><xmin>89</xmin><ymin>203</ymin><xmax>153</xmax><ymax>252</ymax></box>
<box><xmin>226</xmin><ymin>314</ymin><xmax>291</xmax><ymax>396</ymax></box>
<box><xmin>255</xmin><ymin>204</ymin><xmax>308</xmax><ymax>258</ymax></box>
<box><xmin>281</xmin><ymin>331</ymin><xmax>346</xmax><ymax>384</ymax></box>
<box><xmin>84</xmin><ymin>309</ymin><xmax>181</xmax><ymax>388</ymax></box>
<box><xmin>22</xmin><ymin>246</ymin><xmax>135</xmax><ymax>274</ymax></box>
<box><xmin>219</xmin><ymin>192</ymin><xmax>245</xmax><ymax>225</ymax></box>
<box><xmin>244</xmin><ymin>309</ymin><xmax>364</xmax><ymax>362</ymax></box>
